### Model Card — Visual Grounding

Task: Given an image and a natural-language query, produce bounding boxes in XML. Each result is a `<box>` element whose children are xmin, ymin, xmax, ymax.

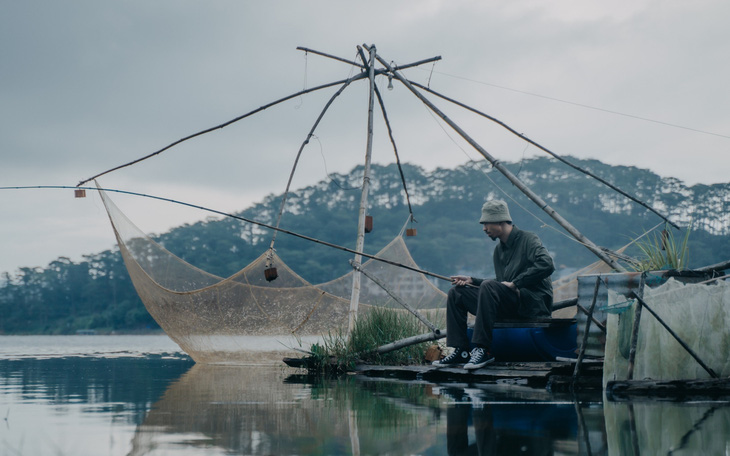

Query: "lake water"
<box><xmin>1</xmin><ymin>336</ymin><xmax>729</xmax><ymax>455</ymax></box>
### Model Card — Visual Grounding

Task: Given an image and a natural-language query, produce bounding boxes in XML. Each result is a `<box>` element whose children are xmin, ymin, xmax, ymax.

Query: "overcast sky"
<box><xmin>1</xmin><ymin>0</ymin><xmax>729</xmax><ymax>275</ymax></box>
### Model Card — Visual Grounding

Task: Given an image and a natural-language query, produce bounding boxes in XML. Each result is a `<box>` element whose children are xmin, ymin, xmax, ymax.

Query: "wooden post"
<box><xmin>626</xmin><ymin>273</ymin><xmax>646</xmax><ymax>380</ymax></box>
<box><xmin>576</xmin><ymin>302</ymin><xmax>606</xmax><ymax>333</ymax></box>
<box><xmin>628</xmin><ymin>404</ymin><xmax>641</xmax><ymax>456</ymax></box>
<box><xmin>574</xmin><ymin>277</ymin><xmax>601</xmax><ymax>380</ymax></box>
<box><xmin>348</xmin><ymin>45</ymin><xmax>377</xmax><ymax>334</ymax></box>
<box><xmin>573</xmin><ymin>398</ymin><xmax>594</xmax><ymax>456</ymax></box>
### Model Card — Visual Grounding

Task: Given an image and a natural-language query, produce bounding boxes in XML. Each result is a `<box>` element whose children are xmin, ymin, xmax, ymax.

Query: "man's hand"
<box><xmin>501</xmin><ymin>281</ymin><xmax>520</xmax><ymax>296</ymax></box>
<box><xmin>451</xmin><ymin>275</ymin><xmax>472</xmax><ymax>287</ymax></box>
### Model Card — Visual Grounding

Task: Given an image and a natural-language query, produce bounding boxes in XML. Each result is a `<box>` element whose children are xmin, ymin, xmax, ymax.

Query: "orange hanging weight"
<box><xmin>264</xmin><ymin>267</ymin><xmax>278</xmax><ymax>282</ymax></box>
<box><xmin>364</xmin><ymin>215</ymin><xmax>373</xmax><ymax>233</ymax></box>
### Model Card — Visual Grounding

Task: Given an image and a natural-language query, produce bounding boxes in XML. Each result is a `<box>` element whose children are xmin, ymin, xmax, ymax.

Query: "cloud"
<box><xmin>2</xmin><ymin>0</ymin><xmax>729</xmax><ymax>274</ymax></box>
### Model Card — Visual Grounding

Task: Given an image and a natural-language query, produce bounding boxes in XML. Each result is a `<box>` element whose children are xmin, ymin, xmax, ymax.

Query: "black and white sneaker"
<box><xmin>464</xmin><ymin>347</ymin><xmax>494</xmax><ymax>370</ymax></box>
<box><xmin>432</xmin><ymin>348</ymin><xmax>469</xmax><ymax>368</ymax></box>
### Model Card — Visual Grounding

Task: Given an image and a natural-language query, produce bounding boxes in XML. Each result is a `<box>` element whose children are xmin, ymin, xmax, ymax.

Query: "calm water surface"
<box><xmin>1</xmin><ymin>335</ymin><xmax>729</xmax><ymax>455</ymax></box>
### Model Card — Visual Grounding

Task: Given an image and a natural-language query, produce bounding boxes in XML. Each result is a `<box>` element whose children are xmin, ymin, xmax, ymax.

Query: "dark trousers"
<box><xmin>447</xmin><ymin>404</ymin><xmax>496</xmax><ymax>455</ymax></box>
<box><xmin>445</xmin><ymin>280</ymin><xmax>520</xmax><ymax>350</ymax></box>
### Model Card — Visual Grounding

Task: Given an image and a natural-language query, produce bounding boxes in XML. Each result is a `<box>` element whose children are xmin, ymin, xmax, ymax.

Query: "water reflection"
<box><xmin>604</xmin><ymin>400</ymin><xmax>730</xmax><ymax>455</ymax></box>
<box><xmin>130</xmin><ymin>365</ymin><xmax>444</xmax><ymax>454</ymax></box>
<box><xmin>447</xmin><ymin>403</ymin><xmax>551</xmax><ymax>455</ymax></box>
<box><xmin>0</xmin><ymin>355</ymin><xmax>193</xmax><ymax>423</ymax></box>
<box><xmin>3</xmin><ymin>349</ymin><xmax>730</xmax><ymax>455</ymax></box>
<box><xmin>129</xmin><ymin>363</ymin><xmax>607</xmax><ymax>455</ymax></box>
<box><xmin>0</xmin><ymin>354</ymin><xmax>194</xmax><ymax>455</ymax></box>
<box><xmin>438</xmin><ymin>384</ymin><xmax>607</xmax><ymax>456</ymax></box>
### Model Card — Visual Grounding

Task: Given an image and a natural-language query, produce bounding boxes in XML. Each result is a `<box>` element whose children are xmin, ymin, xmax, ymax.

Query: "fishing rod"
<box><xmin>1</xmin><ymin>185</ymin><xmax>455</xmax><ymax>284</ymax></box>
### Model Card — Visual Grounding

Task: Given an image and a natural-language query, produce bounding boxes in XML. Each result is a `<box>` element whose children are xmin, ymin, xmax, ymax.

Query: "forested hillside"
<box><xmin>2</xmin><ymin>157</ymin><xmax>728</xmax><ymax>334</ymax></box>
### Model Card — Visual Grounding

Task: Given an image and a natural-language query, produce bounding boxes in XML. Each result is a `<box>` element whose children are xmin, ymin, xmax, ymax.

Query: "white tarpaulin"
<box><xmin>604</xmin><ymin>278</ymin><xmax>730</xmax><ymax>384</ymax></box>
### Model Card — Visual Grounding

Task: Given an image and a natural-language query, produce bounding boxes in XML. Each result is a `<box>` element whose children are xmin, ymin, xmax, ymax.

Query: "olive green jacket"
<box><xmin>474</xmin><ymin>226</ymin><xmax>555</xmax><ymax>317</ymax></box>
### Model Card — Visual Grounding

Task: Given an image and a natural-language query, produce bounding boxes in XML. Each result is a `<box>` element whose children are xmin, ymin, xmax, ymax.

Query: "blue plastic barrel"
<box><xmin>466</xmin><ymin>324</ymin><xmax>577</xmax><ymax>361</ymax></box>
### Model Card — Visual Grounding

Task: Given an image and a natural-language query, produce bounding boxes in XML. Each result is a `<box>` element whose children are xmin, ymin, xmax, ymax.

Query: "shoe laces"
<box><xmin>444</xmin><ymin>349</ymin><xmax>464</xmax><ymax>361</ymax></box>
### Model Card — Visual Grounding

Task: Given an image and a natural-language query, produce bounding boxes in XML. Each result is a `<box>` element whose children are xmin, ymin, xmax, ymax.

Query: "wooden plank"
<box><xmin>606</xmin><ymin>377</ymin><xmax>730</xmax><ymax>401</ymax></box>
<box><xmin>284</xmin><ymin>359</ymin><xmax>603</xmax><ymax>391</ymax></box>
<box><xmin>355</xmin><ymin>363</ymin><xmax>559</xmax><ymax>387</ymax></box>
<box><xmin>493</xmin><ymin>318</ymin><xmax>576</xmax><ymax>328</ymax></box>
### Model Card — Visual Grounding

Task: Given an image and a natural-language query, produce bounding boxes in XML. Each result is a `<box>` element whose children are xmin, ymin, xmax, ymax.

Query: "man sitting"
<box><xmin>433</xmin><ymin>200</ymin><xmax>555</xmax><ymax>369</ymax></box>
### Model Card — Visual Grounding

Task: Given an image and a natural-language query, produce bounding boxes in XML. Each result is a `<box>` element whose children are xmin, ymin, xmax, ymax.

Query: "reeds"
<box><xmin>308</xmin><ymin>306</ymin><xmax>442</xmax><ymax>373</ymax></box>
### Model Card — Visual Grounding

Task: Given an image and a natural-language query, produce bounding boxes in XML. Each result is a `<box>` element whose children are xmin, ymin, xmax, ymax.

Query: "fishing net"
<box><xmin>602</xmin><ymin>279</ymin><xmax>730</xmax><ymax>455</ymax></box>
<box><xmin>603</xmin><ymin>278</ymin><xmax>730</xmax><ymax>383</ymax></box>
<box><xmin>98</xmin><ymin>188</ymin><xmax>446</xmax><ymax>364</ymax></box>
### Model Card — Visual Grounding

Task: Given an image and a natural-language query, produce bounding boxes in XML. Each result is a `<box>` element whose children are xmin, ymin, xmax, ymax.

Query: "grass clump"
<box><xmin>630</xmin><ymin>223</ymin><xmax>691</xmax><ymax>272</ymax></box>
<box><xmin>308</xmin><ymin>306</ymin><xmax>440</xmax><ymax>374</ymax></box>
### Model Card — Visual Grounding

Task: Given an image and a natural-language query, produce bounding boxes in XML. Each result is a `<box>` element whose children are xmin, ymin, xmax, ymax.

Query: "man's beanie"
<box><xmin>479</xmin><ymin>200</ymin><xmax>512</xmax><ymax>224</ymax></box>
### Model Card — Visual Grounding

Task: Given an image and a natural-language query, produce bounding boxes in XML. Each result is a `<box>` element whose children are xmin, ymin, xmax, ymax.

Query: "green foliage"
<box><xmin>0</xmin><ymin>250</ymin><xmax>155</xmax><ymax>334</ymax></box>
<box><xmin>1</xmin><ymin>158</ymin><xmax>727</xmax><ymax>334</ymax></box>
<box><xmin>630</xmin><ymin>223</ymin><xmax>692</xmax><ymax>271</ymax></box>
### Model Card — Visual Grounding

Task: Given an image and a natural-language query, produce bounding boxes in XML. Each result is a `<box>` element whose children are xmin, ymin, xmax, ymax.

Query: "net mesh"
<box><xmin>98</xmin><ymin>188</ymin><xmax>446</xmax><ymax>364</ymax></box>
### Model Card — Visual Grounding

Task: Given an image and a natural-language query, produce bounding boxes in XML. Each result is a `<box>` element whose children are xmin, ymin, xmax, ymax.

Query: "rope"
<box><xmin>418</xmin><ymin>69</ymin><xmax>730</xmax><ymax>141</ymax></box>
<box><xmin>291</xmin><ymin>290</ymin><xmax>326</xmax><ymax>334</ymax></box>
<box><xmin>698</xmin><ymin>274</ymin><xmax>730</xmax><ymax>285</ymax></box>
<box><xmin>268</xmin><ymin>73</ymin><xmax>363</xmax><ymax>252</ymax></box>
<box><xmin>350</xmin><ymin>260</ymin><xmax>438</xmax><ymax>332</ymax></box>
<box><xmin>374</xmin><ymin>83</ymin><xmax>416</xmax><ymax>221</ymax></box>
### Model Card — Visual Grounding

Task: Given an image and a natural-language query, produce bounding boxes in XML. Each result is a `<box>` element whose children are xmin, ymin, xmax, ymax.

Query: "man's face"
<box><xmin>482</xmin><ymin>222</ymin><xmax>503</xmax><ymax>241</ymax></box>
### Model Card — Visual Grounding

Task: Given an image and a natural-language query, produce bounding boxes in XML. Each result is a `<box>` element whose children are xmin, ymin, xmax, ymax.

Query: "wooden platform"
<box><xmin>354</xmin><ymin>359</ymin><xmax>603</xmax><ymax>392</ymax></box>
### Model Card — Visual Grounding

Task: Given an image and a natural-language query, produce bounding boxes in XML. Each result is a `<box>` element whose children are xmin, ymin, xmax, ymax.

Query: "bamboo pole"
<box><xmin>297</xmin><ymin>46</ymin><xmax>366</xmax><ymax>69</ymax></box>
<box><xmin>297</xmin><ymin>46</ymin><xmax>441</xmax><ymax>72</ymax></box>
<box><xmin>572</xmin><ymin>398</ymin><xmax>595</xmax><ymax>456</ymax></box>
<box><xmin>348</xmin><ymin>45</ymin><xmax>377</xmax><ymax>334</ymax></box>
<box><xmin>627</xmin><ymin>404</ymin><xmax>641</xmax><ymax>456</ymax></box>
<box><xmin>626</xmin><ymin>274</ymin><xmax>646</xmax><ymax>380</ymax></box>
<box><xmin>368</xmin><ymin>46</ymin><xmax>625</xmax><ymax>272</ymax></box>
<box><xmin>576</xmin><ymin>303</ymin><xmax>606</xmax><ymax>333</ymax></box>
<box><xmin>573</xmin><ymin>277</ymin><xmax>601</xmax><ymax>380</ymax></box>
<box><xmin>409</xmin><ymin>81</ymin><xmax>680</xmax><ymax>231</ymax></box>
<box><xmin>696</xmin><ymin>259</ymin><xmax>730</xmax><ymax>274</ymax></box>
<box><xmin>552</xmin><ymin>297</ymin><xmax>578</xmax><ymax>310</ymax></box>
<box><xmin>392</xmin><ymin>56</ymin><xmax>442</xmax><ymax>71</ymax></box>
<box><xmin>77</xmin><ymin>73</ymin><xmax>369</xmax><ymax>187</ymax></box>
<box><xmin>374</xmin><ymin>330</ymin><xmax>445</xmax><ymax>355</ymax></box>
